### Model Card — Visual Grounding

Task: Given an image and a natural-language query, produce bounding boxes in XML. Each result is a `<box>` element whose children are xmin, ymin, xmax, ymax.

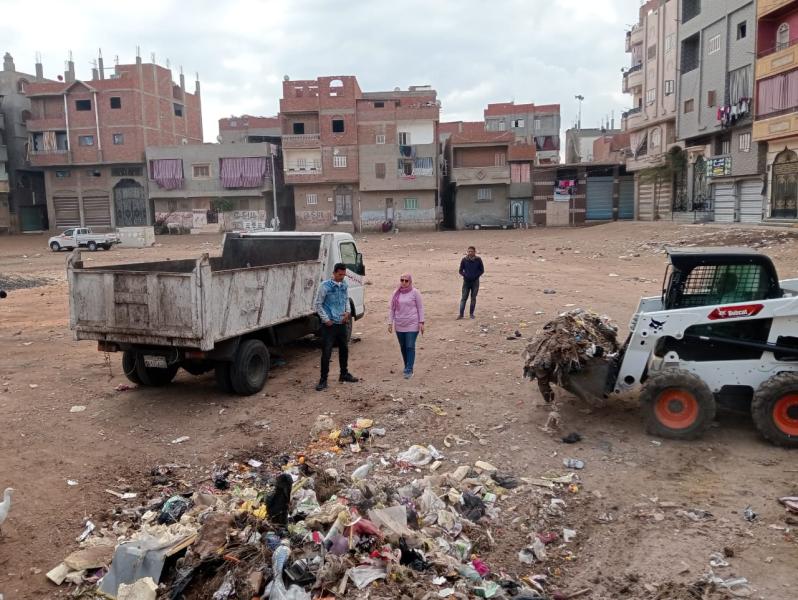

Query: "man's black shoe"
<box><xmin>339</xmin><ymin>373</ymin><xmax>359</xmax><ymax>383</ymax></box>
<box><xmin>315</xmin><ymin>380</ymin><xmax>328</xmax><ymax>391</ymax></box>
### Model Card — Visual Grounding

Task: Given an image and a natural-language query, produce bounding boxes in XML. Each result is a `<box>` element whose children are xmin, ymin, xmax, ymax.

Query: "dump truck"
<box><xmin>67</xmin><ymin>231</ymin><xmax>366</xmax><ymax>395</ymax></box>
<box><xmin>563</xmin><ymin>247</ymin><xmax>798</xmax><ymax>447</ymax></box>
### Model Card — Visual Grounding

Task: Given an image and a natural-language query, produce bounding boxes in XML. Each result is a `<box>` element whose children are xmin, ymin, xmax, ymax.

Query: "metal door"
<box><xmin>586</xmin><ymin>176</ymin><xmax>613</xmax><ymax>220</ymax></box>
<box><xmin>83</xmin><ymin>195</ymin><xmax>112</xmax><ymax>228</ymax></box>
<box><xmin>53</xmin><ymin>196</ymin><xmax>81</xmax><ymax>228</ymax></box>
<box><xmin>113</xmin><ymin>179</ymin><xmax>147</xmax><ymax>226</ymax></box>
<box><xmin>19</xmin><ymin>205</ymin><xmax>45</xmax><ymax>231</ymax></box>
<box><xmin>712</xmin><ymin>182</ymin><xmax>736</xmax><ymax>223</ymax></box>
<box><xmin>618</xmin><ymin>177</ymin><xmax>634</xmax><ymax>219</ymax></box>
<box><xmin>509</xmin><ymin>200</ymin><xmax>527</xmax><ymax>225</ymax></box>
<box><xmin>335</xmin><ymin>189</ymin><xmax>353</xmax><ymax>221</ymax></box>
<box><xmin>739</xmin><ymin>179</ymin><xmax>764</xmax><ymax>223</ymax></box>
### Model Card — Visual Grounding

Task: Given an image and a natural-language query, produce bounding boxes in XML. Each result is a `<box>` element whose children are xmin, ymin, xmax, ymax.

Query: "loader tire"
<box><xmin>122</xmin><ymin>350</ymin><xmax>142</xmax><ymax>385</ymax></box>
<box><xmin>640</xmin><ymin>369</ymin><xmax>716</xmax><ymax>440</ymax></box>
<box><xmin>215</xmin><ymin>362</ymin><xmax>235</xmax><ymax>394</ymax></box>
<box><xmin>135</xmin><ymin>357</ymin><xmax>179</xmax><ymax>387</ymax></box>
<box><xmin>752</xmin><ymin>372</ymin><xmax>798</xmax><ymax>448</ymax></box>
<box><xmin>230</xmin><ymin>339</ymin><xmax>270</xmax><ymax>396</ymax></box>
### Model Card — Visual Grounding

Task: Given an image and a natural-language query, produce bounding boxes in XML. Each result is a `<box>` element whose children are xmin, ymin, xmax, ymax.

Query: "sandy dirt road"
<box><xmin>0</xmin><ymin>222</ymin><xmax>796</xmax><ymax>599</ymax></box>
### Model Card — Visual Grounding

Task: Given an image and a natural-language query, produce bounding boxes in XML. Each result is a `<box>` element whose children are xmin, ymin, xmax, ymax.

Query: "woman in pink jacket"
<box><xmin>387</xmin><ymin>273</ymin><xmax>425</xmax><ymax>379</ymax></box>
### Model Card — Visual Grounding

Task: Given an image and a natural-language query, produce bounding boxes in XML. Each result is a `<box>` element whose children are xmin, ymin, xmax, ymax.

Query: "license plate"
<box><xmin>143</xmin><ymin>355</ymin><xmax>168</xmax><ymax>369</ymax></box>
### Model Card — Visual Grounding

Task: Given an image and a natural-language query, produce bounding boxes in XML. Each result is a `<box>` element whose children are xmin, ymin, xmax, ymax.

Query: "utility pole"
<box><xmin>574</xmin><ymin>94</ymin><xmax>584</xmax><ymax>130</ymax></box>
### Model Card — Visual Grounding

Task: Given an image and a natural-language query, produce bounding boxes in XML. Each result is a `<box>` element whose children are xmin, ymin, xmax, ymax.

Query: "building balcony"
<box><xmin>623</xmin><ymin>65</ymin><xmax>643</xmax><ymax>93</ymax></box>
<box><xmin>24</xmin><ymin>117</ymin><xmax>67</xmax><ymax>132</ymax></box>
<box><xmin>628</xmin><ymin>24</ymin><xmax>644</xmax><ymax>49</ymax></box>
<box><xmin>625</xmin><ymin>151</ymin><xmax>666</xmax><ymax>172</ymax></box>
<box><xmin>758</xmin><ymin>0</ymin><xmax>795</xmax><ymax>17</ymax></box>
<box><xmin>756</xmin><ymin>41</ymin><xmax>798</xmax><ymax>78</ymax></box>
<box><xmin>509</xmin><ymin>181</ymin><xmax>532</xmax><ymax>197</ymax></box>
<box><xmin>753</xmin><ymin>108</ymin><xmax>798</xmax><ymax>141</ymax></box>
<box><xmin>451</xmin><ymin>165</ymin><xmax>510</xmax><ymax>186</ymax></box>
<box><xmin>281</xmin><ymin>133</ymin><xmax>321</xmax><ymax>148</ymax></box>
<box><xmin>28</xmin><ymin>149</ymin><xmax>71</xmax><ymax>166</ymax></box>
<box><xmin>148</xmin><ymin>178</ymin><xmax>273</xmax><ymax>197</ymax></box>
<box><xmin>623</xmin><ymin>107</ymin><xmax>644</xmax><ymax>131</ymax></box>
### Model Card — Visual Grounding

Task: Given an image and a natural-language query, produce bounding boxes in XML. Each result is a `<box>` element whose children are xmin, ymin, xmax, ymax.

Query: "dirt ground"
<box><xmin>0</xmin><ymin>222</ymin><xmax>797</xmax><ymax>599</ymax></box>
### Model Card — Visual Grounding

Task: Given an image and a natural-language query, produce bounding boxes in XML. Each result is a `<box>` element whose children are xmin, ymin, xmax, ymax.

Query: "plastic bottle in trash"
<box><xmin>351</xmin><ymin>457</ymin><xmax>374</xmax><ymax>481</ymax></box>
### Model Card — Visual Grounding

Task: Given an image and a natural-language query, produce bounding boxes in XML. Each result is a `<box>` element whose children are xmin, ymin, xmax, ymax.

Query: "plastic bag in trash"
<box><xmin>269</xmin><ymin>545</ymin><xmax>311</xmax><ymax>600</ymax></box>
<box><xmin>397</xmin><ymin>444</ymin><xmax>442</xmax><ymax>467</ymax></box>
<box><xmin>158</xmin><ymin>495</ymin><xmax>190</xmax><ymax>525</ymax></box>
<box><xmin>348</xmin><ymin>565</ymin><xmax>387</xmax><ymax>589</ymax></box>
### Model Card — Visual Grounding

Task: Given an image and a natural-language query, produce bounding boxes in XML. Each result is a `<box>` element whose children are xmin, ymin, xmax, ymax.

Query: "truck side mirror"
<box><xmin>356</xmin><ymin>253</ymin><xmax>365</xmax><ymax>276</ymax></box>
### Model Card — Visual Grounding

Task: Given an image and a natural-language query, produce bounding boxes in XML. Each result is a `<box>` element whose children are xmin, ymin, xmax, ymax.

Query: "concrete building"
<box><xmin>483</xmin><ymin>102</ymin><xmax>561</xmax><ymax>164</ymax></box>
<box><xmin>25</xmin><ymin>52</ymin><xmax>202</xmax><ymax>231</ymax></box>
<box><xmin>753</xmin><ymin>0</ymin><xmax>798</xmax><ymax>222</ymax></box>
<box><xmin>218</xmin><ymin>115</ymin><xmax>281</xmax><ymax>144</ymax></box>
<box><xmin>0</xmin><ymin>94</ymin><xmax>8</xmax><ymax>231</ymax></box>
<box><xmin>146</xmin><ymin>143</ymin><xmax>279</xmax><ymax>233</ymax></box>
<box><xmin>593</xmin><ymin>132</ymin><xmax>631</xmax><ymax>164</ymax></box>
<box><xmin>676</xmin><ymin>0</ymin><xmax>764</xmax><ymax>223</ymax></box>
<box><xmin>0</xmin><ymin>52</ymin><xmax>51</xmax><ymax>232</ymax></box>
<box><xmin>279</xmin><ymin>76</ymin><xmax>440</xmax><ymax>232</ymax></box>
<box><xmin>621</xmin><ymin>0</ymin><xmax>680</xmax><ymax>220</ymax></box>
<box><xmin>565</xmin><ymin>128</ymin><xmax>621</xmax><ymax>164</ymax></box>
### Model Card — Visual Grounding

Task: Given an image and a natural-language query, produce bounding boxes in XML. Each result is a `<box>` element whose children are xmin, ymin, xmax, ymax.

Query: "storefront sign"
<box><xmin>554</xmin><ymin>180</ymin><xmax>575</xmax><ymax>202</ymax></box>
<box><xmin>706</xmin><ymin>157</ymin><xmax>732</xmax><ymax>177</ymax></box>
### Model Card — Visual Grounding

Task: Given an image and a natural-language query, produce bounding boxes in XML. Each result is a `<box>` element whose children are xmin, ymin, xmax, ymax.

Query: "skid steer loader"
<box><xmin>563</xmin><ymin>247</ymin><xmax>798</xmax><ymax>447</ymax></box>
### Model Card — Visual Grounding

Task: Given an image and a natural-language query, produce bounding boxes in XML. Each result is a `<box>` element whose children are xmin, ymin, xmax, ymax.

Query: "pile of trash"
<box><xmin>46</xmin><ymin>415</ymin><xmax>590</xmax><ymax>599</ymax></box>
<box><xmin>522</xmin><ymin>310</ymin><xmax>619</xmax><ymax>403</ymax></box>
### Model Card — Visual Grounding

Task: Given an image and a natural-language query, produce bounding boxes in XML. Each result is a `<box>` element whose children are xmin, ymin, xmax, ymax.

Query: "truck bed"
<box><xmin>68</xmin><ymin>235</ymin><xmax>325</xmax><ymax>350</ymax></box>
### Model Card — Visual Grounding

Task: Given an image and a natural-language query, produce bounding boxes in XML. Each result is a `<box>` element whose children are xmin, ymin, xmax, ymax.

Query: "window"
<box><xmin>651</xmin><ymin>127</ymin><xmax>661</xmax><ymax>148</ymax></box>
<box><xmin>665</xmin><ymin>80</ymin><xmax>675</xmax><ymax>95</ymax></box>
<box><xmin>78</xmin><ymin>135</ymin><xmax>94</xmax><ymax>146</ymax></box>
<box><xmin>110</xmin><ymin>96</ymin><xmax>122</xmax><ymax>109</ymax></box>
<box><xmin>494</xmin><ymin>152</ymin><xmax>506</xmax><ymax>166</ymax></box>
<box><xmin>398</xmin><ymin>131</ymin><xmax>410</xmax><ymax>145</ymax></box>
<box><xmin>477</xmin><ymin>188</ymin><xmax>492</xmax><ymax>201</ymax></box>
<box><xmin>329</xmin><ymin>79</ymin><xmax>344</xmax><ymax>97</ymax></box>
<box><xmin>682</xmin><ymin>0</ymin><xmax>701</xmax><ymax>24</ymax></box>
<box><xmin>375</xmin><ymin>162</ymin><xmax>386</xmax><ymax>179</ymax></box>
<box><xmin>665</xmin><ymin>33</ymin><xmax>676</xmax><ymax>52</ymax></box>
<box><xmin>376</xmin><ymin>134</ymin><xmax>385</xmax><ymax>144</ymax></box>
<box><xmin>86</xmin><ymin>169</ymin><xmax>101</xmax><ymax>178</ymax></box>
<box><xmin>739</xmin><ymin>132</ymin><xmax>751</xmax><ymax>152</ymax></box>
<box><xmin>112</xmin><ymin>133</ymin><xmax>124</xmax><ymax>145</ymax></box>
<box><xmin>332</xmin><ymin>119</ymin><xmax>345</xmax><ymax>133</ymax></box>
<box><xmin>193</xmin><ymin>164</ymin><xmax>210</xmax><ymax>178</ymax></box>
<box><xmin>497</xmin><ymin>120</ymin><xmax>506</xmax><ymax>131</ymax></box>
<box><xmin>173</xmin><ymin>103</ymin><xmax>183</xmax><ymax>117</ymax></box>
<box><xmin>338</xmin><ymin>241</ymin><xmax>357</xmax><ymax>268</ymax></box>
<box><xmin>399</xmin><ymin>160</ymin><xmax>414</xmax><ymax>176</ymax></box>
<box><xmin>684</xmin><ymin>99</ymin><xmax>695</xmax><ymax>113</ymax></box>
<box><xmin>646</xmin><ymin>88</ymin><xmax>656</xmax><ymax>104</ymax></box>
<box><xmin>512</xmin><ymin>118</ymin><xmax>525</xmax><ymax>128</ymax></box>
<box><xmin>647</xmin><ymin>44</ymin><xmax>657</xmax><ymax>60</ymax></box>
<box><xmin>708</xmin><ymin>34</ymin><xmax>721</xmax><ymax>55</ymax></box>
<box><xmin>777</xmin><ymin>23</ymin><xmax>791</xmax><ymax>51</ymax></box>
<box><xmin>737</xmin><ymin>21</ymin><xmax>747</xmax><ymax>40</ymax></box>
<box><xmin>707</xmin><ymin>90</ymin><xmax>717</xmax><ymax>107</ymax></box>
<box><xmin>403</xmin><ymin>197</ymin><xmax>418</xmax><ymax>210</ymax></box>
<box><xmin>511</xmin><ymin>163</ymin><xmax>531</xmax><ymax>182</ymax></box>
<box><xmin>293</xmin><ymin>122</ymin><xmax>305</xmax><ymax>135</ymax></box>
<box><xmin>373</xmin><ymin>101</ymin><xmax>384</xmax><ymax>108</ymax></box>
<box><xmin>333</xmin><ymin>155</ymin><xmax>347</xmax><ymax>168</ymax></box>
<box><xmin>20</xmin><ymin>109</ymin><xmax>31</xmax><ymax>123</ymax></box>
<box><xmin>111</xmin><ymin>166</ymin><xmax>143</xmax><ymax>177</ymax></box>
<box><xmin>75</xmin><ymin>99</ymin><xmax>91</xmax><ymax>111</ymax></box>
<box><xmin>16</xmin><ymin>78</ymin><xmax>28</xmax><ymax>93</ymax></box>
<box><xmin>306</xmin><ymin>193</ymin><xmax>318</xmax><ymax>205</ymax></box>
<box><xmin>681</xmin><ymin>34</ymin><xmax>700</xmax><ymax>73</ymax></box>
<box><xmin>55</xmin><ymin>170</ymin><xmax>71</xmax><ymax>178</ymax></box>
<box><xmin>533</xmin><ymin>118</ymin><xmax>541</xmax><ymax>130</ymax></box>
<box><xmin>719</xmin><ymin>137</ymin><xmax>731</xmax><ymax>155</ymax></box>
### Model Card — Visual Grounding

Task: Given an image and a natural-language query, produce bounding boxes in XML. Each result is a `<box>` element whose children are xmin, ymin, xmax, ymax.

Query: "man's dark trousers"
<box><xmin>460</xmin><ymin>279</ymin><xmax>480</xmax><ymax>317</ymax></box>
<box><xmin>320</xmin><ymin>323</ymin><xmax>349</xmax><ymax>381</ymax></box>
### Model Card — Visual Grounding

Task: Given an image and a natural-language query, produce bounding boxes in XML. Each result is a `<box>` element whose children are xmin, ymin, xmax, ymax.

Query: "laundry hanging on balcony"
<box><xmin>151</xmin><ymin>158</ymin><xmax>184</xmax><ymax>190</ymax></box>
<box><xmin>220</xmin><ymin>157</ymin><xmax>268</xmax><ymax>188</ymax></box>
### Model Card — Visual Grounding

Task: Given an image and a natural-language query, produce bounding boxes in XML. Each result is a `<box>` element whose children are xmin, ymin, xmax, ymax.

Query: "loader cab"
<box><xmin>662</xmin><ymin>248</ymin><xmax>782</xmax><ymax>310</ymax></box>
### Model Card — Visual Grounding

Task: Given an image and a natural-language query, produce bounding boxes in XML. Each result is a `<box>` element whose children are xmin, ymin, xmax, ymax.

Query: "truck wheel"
<box><xmin>50</xmin><ymin>241</ymin><xmax>61</xmax><ymax>252</ymax></box>
<box><xmin>752</xmin><ymin>373</ymin><xmax>798</xmax><ymax>448</ymax></box>
<box><xmin>215</xmin><ymin>362</ymin><xmax>235</xmax><ymax>393</ymax></box>
<box><xmin>87</xmin><ymin>241</ymin><xmax>98</xmax><ymax>252</ymax></box>
<box><xmin>101</xmin><ymin>244</ymin><xmax>110</xmax><ymax>251</ymax></box>
<box><xmin>135</xmin><ymin>358</ymin><xmax>179</xmax><ymax>387</ymax></box>
<box><xmin>640</xmin><ymin>369</ymin><xmax>716</xmax><ymax>440</ymax></box>
<box><xmin>230</xmin><ymin>339</ymin><xmax>270</xmax><ymax>396</ymax></box>
<box><xmin>122</xmin><ymin>350</ymin><xmax>142</xmax><ymax>385</ymax></box>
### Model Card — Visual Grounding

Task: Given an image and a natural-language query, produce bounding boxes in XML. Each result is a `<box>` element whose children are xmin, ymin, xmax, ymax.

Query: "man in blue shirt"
<box><xmin>314</xmin><ymin>263</ymin><xmax>359</xmax><ymax>391</ymax></box>
<box><xmin>458</xmin><ymin>245</ymin><xmax>485</xmax><ymax>319</ymax></box>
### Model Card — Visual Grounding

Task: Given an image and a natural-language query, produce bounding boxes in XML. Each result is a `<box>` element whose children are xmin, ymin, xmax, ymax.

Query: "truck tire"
<box><xmin>87</xmin><ymin>241</ymin><xmax>98</xmax><ymax>252</ymax></box>
<box><xmin>230</xmin><ymin>339</ymin><xmax>270</xmax><ymax>396</ymax></box>
<box><xmin>640</xmin><ymin>369</ymin><xmax>716</xmax><ymax>440</ymax></box>
<box><xmin>122</xmin><ymin>350</ymin><xmax>142</xmax><ymax>385</ymax></box>
<box><xmin>50</xmin><ymin>241</ymin><xmax>61</xmax><ymax>252</ymax></box>
<box><xmin>752</xmin><ymin>372</ymin><xmax>798</xmax><ymax>448</ymax></box>
<box><xmin>215</xmin><ymin>362</ymin><xmax>235</xmax><ymax>393</ymax></box>
<box><xmin>135</xmin><ymin>357</ymin><xmax>179</xmax><ymax>387</ymax></box>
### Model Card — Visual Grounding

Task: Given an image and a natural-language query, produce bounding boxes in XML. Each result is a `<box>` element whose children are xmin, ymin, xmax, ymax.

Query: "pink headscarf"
<box><xmin>390</xmin><ymin>273</ymin><xmax>413</xmax><ymax>312</ymax></box>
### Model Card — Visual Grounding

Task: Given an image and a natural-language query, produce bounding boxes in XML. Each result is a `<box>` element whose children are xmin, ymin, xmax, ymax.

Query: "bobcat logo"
<box><xmin>649</xmin><ymin>318</ymin><xmax>665</xmax><ymax>332</ymax></box>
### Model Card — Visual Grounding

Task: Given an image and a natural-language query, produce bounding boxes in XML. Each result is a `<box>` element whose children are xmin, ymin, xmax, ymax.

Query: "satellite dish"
<box><xmin>181</xmin><ymin>138</ymin><xmax>188</xmax><ymax>145</ymax></box>
<box><xmin>283</xmin><ymin>75</ymin><xmax>290</xmax><ymax>81</ymax></box>
<box><xmin>216</xmin><ymin>134</ymin><xmax>223</xmax><ymax>143</ymax></box>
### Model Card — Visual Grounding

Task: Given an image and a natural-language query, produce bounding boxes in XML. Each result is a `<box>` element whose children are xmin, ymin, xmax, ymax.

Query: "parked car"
<box><xmin>49</xmin><ymin>228</ymin><xmax>121</xmax><ymax>252</ymax></box>
<box><xmin>464</xmin><ymin>216</ymin><xmax>513</xmax><ymax>230</ymax></box>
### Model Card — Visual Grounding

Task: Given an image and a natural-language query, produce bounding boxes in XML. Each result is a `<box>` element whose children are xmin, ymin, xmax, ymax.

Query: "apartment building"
<box><xmin>483</xmin><ymin>102</ymin><xmax>561</xmax><ymax>164</ymax></box>
<box><xmin>621</xmin><ymin>0</ymin><xmax>680</xmax><ymax>220</ymax></box>
<box><xmin>0</xmin><ymin>52</ymin><xmax>51</xmax><ymax>232</ymax></box>
<box><xmin>753</xmin><ymin>0</ymin><xmax>798</xmax><ymax>221</ymax></box>
<box><xmin>0</xmin><ymin>94</ymin><xmax>7</xmax><ymax>231</ymax></box>
<box><xmin>25</xmin><ymin>53</ymin><xmax>202</xmax><ymax>231</ymax></box>
<box><xmin>280</xmin><ymin>76</ymin><xmax>440</xmax><ymax>232</ymax></box>
<box><xmin>218</xmin><ymin>115</ymin><xmax>281</xmax><ymax>144</ymax></box>
<box><xmin>676</xmin><ymin>0</ymin><xmax>764</xmax><ymax>223</ymax></box>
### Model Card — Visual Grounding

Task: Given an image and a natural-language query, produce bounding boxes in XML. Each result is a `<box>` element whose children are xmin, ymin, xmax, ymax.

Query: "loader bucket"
<box><xmin>562</xmin><ymin>361</ymin><xmax>613</xmax><ymax>404</ymax></box>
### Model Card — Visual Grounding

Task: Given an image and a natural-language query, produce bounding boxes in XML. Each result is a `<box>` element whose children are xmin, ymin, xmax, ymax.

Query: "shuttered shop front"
<box><xmin>83</xmin><ymin>195</ymin><xmax>112</xmax><ymax>228</ymax></box>
<box><xmin>53</xmin><ymin>196</ymin><xmax>80</xmax><ymax>228</ymax></box>
<box><xmin>618</xmin><ymin>177</ymin><xmax>634</xmax><ymax>219</ymax></box>
<box><xmin>713</xmin><ymin>182</ymin><xmax>736</xmax><ymax>223</ymax></box>
<box><xmin>586</xmin><ymin>176</ymin><xmax>613</xmax><ymax>220</ymax></box>
<box><xmin>739</xmin><ymin>179</ymin><xmax>763</xmax><ymax>223</ymax></box>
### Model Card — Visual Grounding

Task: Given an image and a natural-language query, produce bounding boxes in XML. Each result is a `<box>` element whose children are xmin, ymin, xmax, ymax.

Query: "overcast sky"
<box><xmin>0</xmin><ymin>0</ymin><xmax>640</xmax><ymax>142</ymax></box>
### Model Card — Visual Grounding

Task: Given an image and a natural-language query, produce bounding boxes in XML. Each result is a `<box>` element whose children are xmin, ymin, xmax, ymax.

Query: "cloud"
<box><xmin>0</xmin><ymin>0</ymin><xmax>640</xmax><ymax>140</ymax></box>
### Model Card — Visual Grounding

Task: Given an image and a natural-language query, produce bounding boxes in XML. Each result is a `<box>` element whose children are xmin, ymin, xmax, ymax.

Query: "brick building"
<box><xmin>483</xmin><ymin>102</ymin><xmax>561</xmax><ymax>164</ymax></box>
<box><xmin>218</xmin><ymin>115</ymin><xmax>281</xmax><ymax>144</ymax></box>
<box><xmin>25</xmin><ymin>53</ymin><xmax>202</xmax><ymax>231</ymax></box>
<box><xmin>0</xmin><ymin>95</ymin><xmax>7</xmax><ymax>231</ymax></box>
<box><xmin>753</xmin><ymin>0</ymin><xmax>798</xmax><ymax>222</ymax></box>
<box><xmin>279</xmin><ymin>76</ymin><xmax>440</xmax><ymax>232</ymax></box>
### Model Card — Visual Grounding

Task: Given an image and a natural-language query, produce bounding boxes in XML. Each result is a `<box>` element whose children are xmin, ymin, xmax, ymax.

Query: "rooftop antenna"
<box><xmin>166</xmin><ymin>58</ymin><xmax>171</xmax><ymax>69</ymax></box>
<box><xmin>150</xmin><ymin>52</ymin><xmax>156</xmax><ymax>64</ymax></box>
<box><xmin>35</xmin><ymin>51</ymin><xmax>42</xmax><ymax>63</ymax></box>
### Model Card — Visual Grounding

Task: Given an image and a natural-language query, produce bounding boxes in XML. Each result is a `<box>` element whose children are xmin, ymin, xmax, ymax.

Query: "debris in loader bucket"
<box><xmin>523</xmin><ymin>309</ymin><xmax>620</xmax><ymax>403</ymax></box>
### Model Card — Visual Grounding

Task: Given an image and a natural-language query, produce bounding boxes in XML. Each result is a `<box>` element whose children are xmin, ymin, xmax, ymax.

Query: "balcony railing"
<box><xmin>148</xmin><ymin>178</ymin><xmax>272</xmax><ymax>193</ymax></box>
<box><xmin>757</xmin><ymin>104</ymin><xmax>798</xmax><ymax>121</ymax></box>
<box><xmin>281</xmin><ymin>133</ymin><xmax>321</xmax><ymax>143</ymax></box>
<box><xmin>758</xmin><ymin>35</ymin><xmax>798</xmax><ymax>58</ymax></box>
<box><xmin>29</xmin><ymin>148</ymin><xmax>69</xmax><ymax>156</ymax></box>
<box><xmin>284</xmin><ymin>161</ymin><xmax>322</xmax><ymax>174</ymax></box>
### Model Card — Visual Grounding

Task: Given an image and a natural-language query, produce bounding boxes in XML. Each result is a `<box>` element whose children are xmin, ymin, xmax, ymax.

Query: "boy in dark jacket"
<box><xmin>458</xmin><ymin>246</ymin><xmax>484</xmax><ymax>319</ymax></box>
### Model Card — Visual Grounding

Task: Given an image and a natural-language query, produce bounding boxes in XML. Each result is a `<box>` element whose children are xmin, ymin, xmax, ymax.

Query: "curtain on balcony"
<box><xmin>757</xmin><ymin>70</ymin><xmax>798</xmax><ymax>117</ymax></box>
<box><xmin>511</xmin><ymin>163</ymin><xmax>531</xmax><ymax>182</ymax></box>
<box><xmin>220</xmin><ymin>157</ymin><xmax>268</xmax><ymax>188</ymax></box>
<box><xmin>151</xmin><ymin>159</ymin><xmax>184</xmax><ymax>190</ymax></box>
<box><xmin>729</xmin><ymin>65</ymin><xmax>752</xmax><ymax>105</ymax></box>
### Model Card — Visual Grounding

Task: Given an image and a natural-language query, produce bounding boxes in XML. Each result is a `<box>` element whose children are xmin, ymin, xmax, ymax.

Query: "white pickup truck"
<box><xmin>49</xmin><ymin>228</ymin><xmax>121</xmax><ymax>252</ymax></box>
<box><xmin>67</xmin><ymin>231</ymin><xmax>366</xmax><ymax>395</ymax></box>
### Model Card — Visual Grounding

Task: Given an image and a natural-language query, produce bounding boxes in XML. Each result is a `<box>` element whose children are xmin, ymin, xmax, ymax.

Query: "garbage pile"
<box><xmin>46</xmin><ymin>416</ymin><xmax>590</xmax><ymax>599</ymax></box>
<box><xmin>522</xmin><ymin>310</ymin><xmax>619</xmax><ymax>403</ymax></box>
